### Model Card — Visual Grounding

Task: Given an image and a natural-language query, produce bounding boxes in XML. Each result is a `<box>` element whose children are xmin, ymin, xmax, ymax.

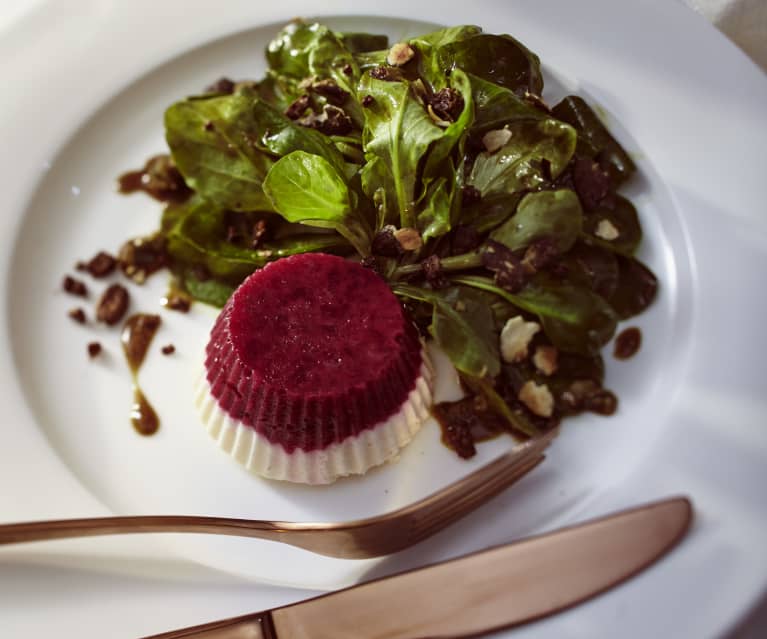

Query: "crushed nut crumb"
<box><xmin>386</xmin><ymin>42</ymin><xmax>415</xmax><ymax>66</ymax></box>
<box><xmin>500</xmin><ymin>316</ymin><xmax>540</xmax><ymax>363</ymax></box>
<box><xmin>87</xmin><ymin>342</ymin><xmax>102</xmax><ymax>358</ymax></box>
<box><xmin>482</xmin><ymin>128</ymin><xmax>512</xmax><ymax>153</ymax></box>
<box><xmin>393</xmin><ymin>227</ymin><xmax>423</xmax><ymax>251</ymax></box>
<box><xmin>518</xmin><ymin>380</ymin><xmax>554</xmax><ymax>417</ymax></box>
<box><xmin>532</xmin><ymin>345</ymin><xmax>559</xmax><ymax>376</ymax></box>
<box><xmin>595</xmin><ymin>219</ymin><xmax>620</xmax><ymax>241</ymax></box>
<box><xmin>161</xmin><ymin>344</ymin><xmax>176</xmax><ymax>355</ymax></box>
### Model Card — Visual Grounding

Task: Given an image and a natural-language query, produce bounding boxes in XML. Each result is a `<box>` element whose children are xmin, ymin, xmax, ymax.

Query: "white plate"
<box><xmin>1</xmin><ymin>1</ymin><xmax>766</xmax><ymax>637</ymax></box>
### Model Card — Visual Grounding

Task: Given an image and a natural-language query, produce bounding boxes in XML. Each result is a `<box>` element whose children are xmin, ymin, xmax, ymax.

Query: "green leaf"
<box><xmin>163</xmin><ymin>195</ymin><xmax>348</xmax><ymax>289</ymax></box>
<box><xmin>461</xmin><ymin>192</ymin><xmax>522</xmax><ymax>234</ymax></box>
<box><xmin>607</xmin><ymin>255</ymin><xmax>658</xmax><ymax>320</ymax></box>
<box><xmin>490</xmin><ymin>189</ymin><xmax>583</xmax><ymax>253</ymax></box>
<box><xmin>337</xmin><ymin>31</ymin><xmax>389</xmax><ymax>54</ymax></box>
<box><xmin>582</xmin><ymin>194</ymin><xmax>642</xmax><ymax>256</ymax></box>
<box><xmin>253</xmin><ymin>100</ymin><xmax>348</xmax><ymax>174</ymax></box>
<box><xmin>181</xmin><ymin>269</ymin><xmax>235</xmax><ymax>308</ymax></box>
<box><xmin>417</xmin><ymin>175</ymin><xmax>453</xmax><ymax>241</ymax></box>
<box><xmin>417</xmin><ymin>68</ymin><xmax>475</xmax><ymax>240</ymax></box>
<box><xmin>359</xmin><ymin>74</ymin><xmax>444</xmax><ymax>229</ymax></box>
<box><xmin>164</xmin><ymin>93</ymin><xmax>347</xmax><ymax>212</ymax></box>
<box><xmin>263</xmin><ymin>151</ymin><xmax>370</xmax><ymax>255</ymax></box>
<box><xmin>265</xmin><ymin>21</ymin><xmax>364</xmax><ymax>127</ymax></box>
<box><xmin>266</xmin><ymin>21</ymin><xmax>348</xmax><ymax>79</ymax></box>
<box><xmin>453</xmin><ymin>275</ymin><xmax>618</xmax><ymax>355</ymax></box>
<box><xmin>468</xmin><ymin>72</ymin><xmax>545</xmax><ymax>134</ymax></box>
<box><xmin>393</xmin><ymin>284</ymin><xmax>501</xmax><ymax>378</ymax></box>
<box><xmin>438</xmin><ymin>33</ymin><xmax>544</xmax><ymax>96</ymax></box>
<box><xmin>468</xmin><ymin>118</ymin><xmax>577</xmax><ymax>196</ymax></box>
<box><xmin>164</xmin><ymin>93</ymin><xmax>276</xmax><ymax>211</ymax></box>
<box><xmin>551</xmin><ymin>95</ymin><xmax>636</xmax><ymax>185</ymax></box>
<box><xmin>409</xmin><ymin>25</ymin><xmax>483</xmax><ymax>88</ymax></box>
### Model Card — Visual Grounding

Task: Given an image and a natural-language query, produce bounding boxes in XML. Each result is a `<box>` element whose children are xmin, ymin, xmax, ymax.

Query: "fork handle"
<box><xmin>0</xmin><ymin>515</ymin><xmax>289</xmax><ymax>545</ymax></box>
<box><xmin>142</xmin><ymin>611</ymin><xmax>277</xmax><ymax>639</ymax></box>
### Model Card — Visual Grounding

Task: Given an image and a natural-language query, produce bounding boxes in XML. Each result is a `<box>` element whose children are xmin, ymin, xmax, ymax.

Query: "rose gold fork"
<box><xmin>0</xmin><ymin>431</ymin><xmax>555</xmax><ymax>559</ymax></box>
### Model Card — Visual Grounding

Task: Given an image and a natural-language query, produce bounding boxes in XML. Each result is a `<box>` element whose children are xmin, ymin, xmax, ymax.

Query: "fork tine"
<box><xmin>412</xmin><ymin>453</ymin><xmax>546</xmax><ymax>530</ymax></box>
<box><xmin>396</xmin><ymin>429</ymin><xmax>557</xmax><ymax>516</ymax></box>
<box><xmin>407</xmin><ymin>456</ymin><xmax>545</xmax><ymax>545</ymax></box>
<box><xmin>352</xmin><ymin>431</ymin><xmax>557</xmax><ymax>555</ymax></box>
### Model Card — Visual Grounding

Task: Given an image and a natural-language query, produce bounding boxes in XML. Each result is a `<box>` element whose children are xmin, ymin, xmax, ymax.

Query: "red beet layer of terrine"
<box><xmin>196</xmin><ymin>253</ymin><xmax>434</xmax><ymax>484</ymax></box>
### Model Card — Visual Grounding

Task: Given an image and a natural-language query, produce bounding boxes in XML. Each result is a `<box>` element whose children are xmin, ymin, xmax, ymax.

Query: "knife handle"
<box><xmin>141</xmin><ymin>611</ymin><xmax>277</xmax><ymax>639</ymax></box>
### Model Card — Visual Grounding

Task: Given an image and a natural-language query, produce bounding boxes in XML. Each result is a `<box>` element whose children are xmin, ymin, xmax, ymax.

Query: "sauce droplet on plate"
<box><xmin>121</xmin><ymin>313</ymin><xmax>162</xmax><ymax>436</ymax></box>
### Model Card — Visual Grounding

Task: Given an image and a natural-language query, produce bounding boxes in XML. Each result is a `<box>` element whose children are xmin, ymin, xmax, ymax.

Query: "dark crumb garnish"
<box><xmin>77</xmin><ymin>251</ymin><xmax>117</xmax><ymax>278</ymax></box>
<box><xmin>68</xmin><ymin>308</ymin><xmax>86</xmax><ymax>324</ymax></box>
<box><xmin>161</xmin><ymin>344</ymin><xmax>176</xmax><ymax>355</ymax></box>
<box><xmin>96</xmin><ymin>283</ymin><xmax>130</xmax><ymax>326</ymax></box>
<box><xmin>163</xmin><ymin>291</ymin><xmax>192</xmax><ymax>313</ymax></box>
<box><xmin>87</xmin><ymin>342</ymin><xmax>102</xmax><ymax>358</ymax></box>
<box><xmin>482</xmin><ymin>240</ymin><xmax>528</xmax><ymax>293</ymax></box>
<box><xmin>369</xmin><ymin>65</ymin><xmax>402</xmax><ymax>81</ymax></box>
<box><xmin>428</xmin><ymin>87</ymin><xmax>465</xmax><ymax>122</ymax></box>
<box><xmin>284</xmin><ymin>94</ymin><xmax>311</xmax><ymax>120</ymax></box>
<box><xmin>460</xmin><ymin>185</ymin><xmax>482</xmax><ymax>207</ymax></box>
<box><xmin>310</xmin><ymin>78</ymin><xmax>350</xmax><ymax>106</ymax></box>
<box><xmin>63</xmin><ymin>275</ymin><xmax>88</xmax><ymax>297</ymax></box>
<box><xmin>118</xmin><ymin>233</ymin><xmax>168</xmax><ymax>284</ymax></box>
<box><xmin>573</xmin><ymin>156</ymin><xmax>611</xmax><ymax>210</ymax></box>
<box><xmin>360</xmin><ymin>255</ymin><xmax>384</xmax><ymax>275</ymax></box>
<box><xmin>422</xmin><ymin>255</ymin><xmax>449</xmax><ymax>289</ymax></box>
<box><xmin>614</xmin><ymin>326</ymin><xmax>642</xmax><ymax>360</ymax></box>
<box><xmin>298</xmin><ymin>105</ymin><xmax>353</xmax><ymax>136</ymax></box>
<box><xmin>371</xmin><ymin>225</ymin><xmax>403</xmax><ymax>258</ymax></box>
<box><xmin>205</xmin><ymin>77</ymin><xmax>236</xmax><ymax>94</ymax></box>
<box><xmin>117</xmin><ymin>155</ymin><xmax>191</xmax><ymax>204</ymax></box>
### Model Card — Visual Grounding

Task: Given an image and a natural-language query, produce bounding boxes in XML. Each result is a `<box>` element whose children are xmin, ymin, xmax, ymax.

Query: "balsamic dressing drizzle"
<box><xmin>121</xmin><ymin>313</ymin><xmax>162</xmax><ymax>436</ymax></box>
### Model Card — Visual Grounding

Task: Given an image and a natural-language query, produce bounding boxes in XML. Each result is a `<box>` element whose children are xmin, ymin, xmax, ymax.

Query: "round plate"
<box><xmin>1</xmin><ymin>1</ymin><xmax>765</xmax><ymax>638</ymax></box>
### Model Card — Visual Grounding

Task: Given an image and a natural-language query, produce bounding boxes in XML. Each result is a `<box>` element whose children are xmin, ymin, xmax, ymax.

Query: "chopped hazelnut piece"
<box><xmin>393</xmin><ymin>227</ymin><xmax>423</xmax><ymax>251</ymax></box>
<box><xmin>595</xmin><ymin>219</ymin><xmax>620</xmax><ymax>241</ymax></box>
<box><xmin>532</xmin><ymin>345</ymin><xmax>559</xmax><ymax>376</ymax></box>
<box><xmin>500</xmin><ymin>316</ymin><xmax>540</xmax><ymax>363</ymax></box>
<box><xmin>386</xmin><ymin>42</ymin><xmax>415</xmax><ymax>66</ymax></box>
<box><xmin>518</xmin><ymin>380</ymin><xmax>554</xmax><ymax>417</ymax></box>
<box><xmin>482</xmin><ymin>128</ymin><xmax>512</xmax><ymax>153</ymax></box>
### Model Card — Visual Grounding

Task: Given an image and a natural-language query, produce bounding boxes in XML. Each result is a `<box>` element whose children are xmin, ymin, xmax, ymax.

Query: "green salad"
<box><xmin>120</xmin><ymin>20</ymin><xmax>657</xmax><ymax>457</ymax></box>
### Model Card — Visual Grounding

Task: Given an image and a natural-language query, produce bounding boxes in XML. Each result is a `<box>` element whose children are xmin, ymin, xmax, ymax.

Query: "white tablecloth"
<box><xmin>686</xmin><ymin>0</ymin><xmax>767</xmax><ymax>70</ymax></box>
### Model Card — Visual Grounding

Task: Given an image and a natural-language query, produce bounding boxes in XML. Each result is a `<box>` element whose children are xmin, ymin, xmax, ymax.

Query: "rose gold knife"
<box><xmin>144</xmin><ymin>496</ymin><xmax>692</xmax><ymax>639</ymax></box>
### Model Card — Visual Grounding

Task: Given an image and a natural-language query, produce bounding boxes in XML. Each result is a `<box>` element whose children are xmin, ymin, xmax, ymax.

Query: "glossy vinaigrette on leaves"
<box><xmin>104</xmin><ymin>19</ymin><xmax>656</xmax><ymax>456</ymax></box>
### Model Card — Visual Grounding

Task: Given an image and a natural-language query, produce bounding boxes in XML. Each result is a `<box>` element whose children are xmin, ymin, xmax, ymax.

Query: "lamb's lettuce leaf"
<box><xmin>263</xmin><ymin>150</ymin><xmax>371</xmax><ymax>255</ymax></box>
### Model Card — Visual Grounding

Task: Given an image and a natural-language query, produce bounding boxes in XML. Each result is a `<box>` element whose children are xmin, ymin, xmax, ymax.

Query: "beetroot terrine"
<box><xmin>196</xmin><ymin>253</ymin><xmax>434</xmax><ymax>484</ymax></box>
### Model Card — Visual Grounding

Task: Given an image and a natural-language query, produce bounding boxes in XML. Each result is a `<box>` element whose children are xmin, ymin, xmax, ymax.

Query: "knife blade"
<box><xmin>144</xmin><ymin>496</ymin><xmax>692</xmax><ymax>639</ymax></box>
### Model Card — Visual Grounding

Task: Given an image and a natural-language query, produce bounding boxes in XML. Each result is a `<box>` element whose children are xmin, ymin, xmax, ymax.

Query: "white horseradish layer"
<box><xmin>195</xmin><ymin>348</ymin><xmax>435</xmax><ymax>484</ymax></box>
